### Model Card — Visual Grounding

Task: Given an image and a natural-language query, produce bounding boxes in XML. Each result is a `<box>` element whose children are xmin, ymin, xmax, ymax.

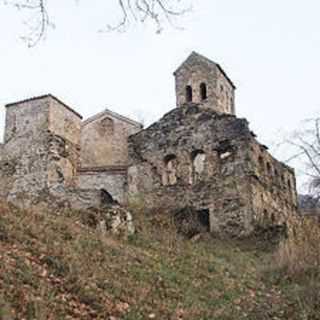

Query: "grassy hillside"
<box><xmin>0</xmin><ymin>201</ymin><xmax>319</xmax><ymax>320</ymax></box>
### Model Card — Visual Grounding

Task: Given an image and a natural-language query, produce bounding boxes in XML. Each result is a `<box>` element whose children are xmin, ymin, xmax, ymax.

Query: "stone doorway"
<box><xmin>197</xmin><ymin>209</ymin><xmax>210</xmax><ymax>232</ymax></box>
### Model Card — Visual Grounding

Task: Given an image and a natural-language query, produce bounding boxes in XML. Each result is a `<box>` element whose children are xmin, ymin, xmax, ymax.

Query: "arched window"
<box><xmin>190</xmin><ymin>150</ymin><xmax>206</xmax><ymax>184</ymax></box>
<box><xmin>200</xmin><ymin>83</ymin><xmax>207</xmax><ymax>100</ymax></box>
<box><xmin>287</xmin><ymin>179</ymin><xmax>292</xmax><ymax>190</ymax></box>
<box><xmin>99</xmin><ymin>117</ymin><xmax>114</xmax><ymax>136</ymax></box>
<box><xmin>163</xmin><ymin>154</ymin><xmax>177</xmax><ymax>186</ymax></box>
<box><xmin>185</xmin><ymin>85</ymin><xmax>193</xmax><ymax>103</ymax></box>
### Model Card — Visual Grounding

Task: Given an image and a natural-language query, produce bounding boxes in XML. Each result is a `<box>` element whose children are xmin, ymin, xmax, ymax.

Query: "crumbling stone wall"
<box><xmin>174</xmin><ymin>52</ymin><xmax>235</xmax><ymax>114</ymax></box>
<box><xmin>0</xmin><ymin>95</ymin><xmax>87</xmax><ymax>208</ymax></box>
<box><xmin>80</xmin><ymin>110</ymin><xmax>142</xmax><ymax>168</ymax></box>
<box><xmin>77</xmin><ymin>167</ymin><xmax>127</xmax><ymax>204</ymax></box>
<box><xmin>248</xmin><ymin>141</ymin><xmax>298</xmax><ymax>232</ymax></box>
<box><xmin>128</xmin><ymin>104</ymin><xmax>298</xmax><ymax>238</ymax></box>
<box><xmin>0</xmin><ymin>95</ymin><xmax>139</xmax><ymax>211</ymax></box>
<box><xmin>47</xmin><ymin>97</ymin><xmax>82</xmax><ymax>188</ymax></box>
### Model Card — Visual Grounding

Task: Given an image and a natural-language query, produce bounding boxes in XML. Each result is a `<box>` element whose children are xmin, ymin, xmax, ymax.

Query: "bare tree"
<box><xmin>3</xmin><ymin>0</ymin><xmax>191</xmax><ymax>47</ymax></box>
<box><xmin>285</xmin><ymin>117</ymin><xmax>320</xmax><ymax>204</ymax></box>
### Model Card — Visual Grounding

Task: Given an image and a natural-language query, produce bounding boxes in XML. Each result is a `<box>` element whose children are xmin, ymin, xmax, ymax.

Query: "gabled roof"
<box><xmin>82</xmin><ymin>108</ymin><xmax>143</xmax><ymax>128</ymax></box>
<box><xmin>5</xmin><ymin>94</ymin><xmax>83</xmax><ymax>119</ymax></box>
<box><xmin>173</xmin><ymin>51</ymin><xmax>236</xmax><ymax>89</ymax></box>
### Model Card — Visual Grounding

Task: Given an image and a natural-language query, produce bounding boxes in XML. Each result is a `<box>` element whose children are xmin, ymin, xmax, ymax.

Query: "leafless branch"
<box><xmin>3</xmin><ymin>0</ymin><xmax>191</xmax><ymax>46</ymax></box>
<box><xmin>284</xmin><ymin>117</ymin><xmax>320</xmax><ymax>197</ymax></box>
<box><xmin>103</xmin><ymin>0</ymin><xmax>190</xmax><ymax>33</ymax></box>
<box><xmin>3</xmin><ymin>0</ymin><xmax>53</xmax><ymax>47</ymax></box>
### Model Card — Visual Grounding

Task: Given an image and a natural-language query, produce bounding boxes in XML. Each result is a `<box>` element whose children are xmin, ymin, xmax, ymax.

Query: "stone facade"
<box><xmin>127</xmin><ymin>105</ymin><xmax>297</xmax><ymax>237</ymax></box>
<box><xmin>80</xmin><ymin>109</ymin><xmax>142</xmax><ymax>168</ymax></box>
<box><xmin>0</xmin><ymin>52</ymin><xmax>298</xmax><ymax>238</ymax></box>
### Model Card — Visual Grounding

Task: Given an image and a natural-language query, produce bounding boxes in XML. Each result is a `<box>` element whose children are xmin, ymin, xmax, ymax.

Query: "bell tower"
<box><xmin>174</xmin><ymin>52</ymin><xmax>236</xmax><ymax>115</ymax></box>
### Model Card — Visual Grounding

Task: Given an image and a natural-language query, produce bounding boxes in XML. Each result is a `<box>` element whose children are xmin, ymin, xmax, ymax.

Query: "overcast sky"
<box><xmin>0</xmin><ymin>0</ymin><xmax>319</xmax><ymax>188</ymax></box>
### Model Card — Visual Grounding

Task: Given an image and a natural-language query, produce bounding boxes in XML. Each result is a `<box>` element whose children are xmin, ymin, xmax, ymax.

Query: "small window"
<box><xmin>185</xmin><ymin>86</ymin><xmax>193</xmax><ymax>102</ymax></box>
<box><xmin>200</xmin><ymin>83</ymin><xmax>207</xmax><ymax>100</ymax></box>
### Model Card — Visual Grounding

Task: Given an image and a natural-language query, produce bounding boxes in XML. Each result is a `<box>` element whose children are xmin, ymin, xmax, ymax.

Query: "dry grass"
<box><xmin>265</xmin><ymin>217</ymin><xmax>320</xmax><ymax>319</ymax></box>
<box><xmin>275</xmin><ymin>217</ymin><xmax>320</xmax><ymax>277</ymax></box>
<box><xmin>1</xmin><ymin>200</ymin><xmax>320</xmax><ymax>319</ymax></box>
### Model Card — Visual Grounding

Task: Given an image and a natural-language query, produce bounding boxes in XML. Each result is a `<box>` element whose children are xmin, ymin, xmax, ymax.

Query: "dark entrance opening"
<box><xmin>174</xmin><ymin>207</ymin><xmax>210</xmax><ymax>237</ymax></box>
<box><xmin>197</xmin><ymin>209</ymin><xmax>210</xmax><ymax>232</ymax></box>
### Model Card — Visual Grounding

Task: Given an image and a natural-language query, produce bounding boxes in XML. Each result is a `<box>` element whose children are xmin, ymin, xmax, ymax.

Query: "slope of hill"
<box><xmin>0</xmin><ymin>201</ymin><xmax>319</xmax><ymax>319</ymax></box>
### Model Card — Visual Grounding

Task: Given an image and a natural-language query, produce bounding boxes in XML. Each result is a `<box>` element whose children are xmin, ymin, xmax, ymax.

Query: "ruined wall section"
<box><xmin>174</xmin><ymin>53</ymin><xmax>235</xmax><ymax>114</ymax></box>
<box><xmin>128</xmin><ymin>105</ymin><xmax>255</xmax><ymax>237</ymax></box>
<box><xmin>77</xmin><ymin>167</ymin><xmax>127</xmax><ymax>204</ymax></box>
<box><xmin>48</xmin><ymin>98</ymin><xmax>82</xmax><ymax>189</ymax></box>
<box><xmin>80</xmin><ymin>111</ymin><xmax>142</xmax><ymax>168</ymax></box>
<box><xmin>248</xmin><ymin>140</ymin><xmax>298</xmax><ymax>230</ymax></box>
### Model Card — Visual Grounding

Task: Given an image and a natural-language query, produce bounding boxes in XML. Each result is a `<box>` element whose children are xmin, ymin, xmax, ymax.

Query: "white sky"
<box><xmin>0</xmin><ymin>0</ymin><xmax>319</xmax><ymax>190</ymax></box>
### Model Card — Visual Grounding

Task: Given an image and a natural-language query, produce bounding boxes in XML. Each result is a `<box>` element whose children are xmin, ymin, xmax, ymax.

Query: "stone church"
<box><xmin>0</xmin><ymin>52</ymin><xmax>298</xmax><ymax>237</ymax></box>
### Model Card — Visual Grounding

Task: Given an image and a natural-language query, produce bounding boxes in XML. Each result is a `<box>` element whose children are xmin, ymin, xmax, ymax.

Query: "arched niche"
<box><xmin>190</xmin><ymin>150</ymin><xmax>206</xmax><ymax>184</ymax></box>
<box><xmin>162</xmin><ymin>154</ymin><xmax>178</xmax><ymax>186</ymax></box>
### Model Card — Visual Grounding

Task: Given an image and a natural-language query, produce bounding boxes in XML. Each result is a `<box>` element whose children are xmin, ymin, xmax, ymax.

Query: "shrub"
<box><xmin>274</xmin><ymin>217</ymin><xmax>320</xmax><ymax>277</ymax></box>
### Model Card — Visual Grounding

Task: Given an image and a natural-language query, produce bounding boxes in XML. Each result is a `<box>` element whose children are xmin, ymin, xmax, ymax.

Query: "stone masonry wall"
<box><xmin>216</xmin><ymin>66</ymin><xmax>235</xmax><ymax>114</ymax></box>
<box><xmin>81</xmin><ymin>111</ymin><xmax>142</xmax><ymax>168</ymax></box>
<box><xmin>0</xmin><ymin>95</ymin><xmax>101</xmax><ymax>210</ymax></box>
<box><xmin>128</xmin><ymin>104</ymin><xmax>255</xmax><ymax>237</ymax></box>
<box><xmin>247</xmin><ymin>140</ymin><xmax>298</xmax><ymax>230</ymax></box>
<box><xmin>128</xmin><ymin>104</ymin><xmax>298</xmax><ymax>238</ymax></box>
<box><xmin>48</xmin><ymin>97</ymin><xmax>82</xmax><ymax>188</ymax></box>
<box><xmin>0</xmin><ymin>95</ymin><xmax>140</xmax><ymax>211</ymax></box>
<box><xmin>0</xmin><ymin>98</ymin><xmax>51</xmax><ymax>205</ymax></box>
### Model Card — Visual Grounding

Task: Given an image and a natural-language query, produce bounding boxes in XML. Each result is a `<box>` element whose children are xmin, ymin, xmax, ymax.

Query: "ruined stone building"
<box><xmin>0</xmin><ymin>52</ymin><xmax>298</xmax><ymax>237</ymax></box>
